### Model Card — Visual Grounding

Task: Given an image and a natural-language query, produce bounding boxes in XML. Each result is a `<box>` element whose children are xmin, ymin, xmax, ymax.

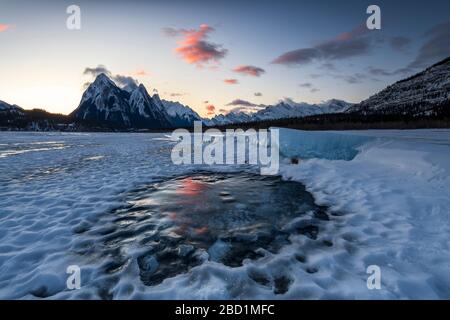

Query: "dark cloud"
<box><xmin>389</xmin><ymin>36</ymin><xmax>411</xmax><ymax>52</ymax></box>
<box><xmin>83</xmin><ymin>65</ymin><xmax>138</xmax><ymax>90</ymax></box>
<box><xmin>82</xmin><ymin>81</ymin><xmax>91</xmax><ymax>90</ymax></box>
<box><xmin>228</xmin><ymin>106</ymin><xmax>253</xmax><ymax>114</ymax></box>
<box><xmin>165</xmin><ymin>24</ymin><xmax>227</xmax><ymax>66</ymax></box>
<box><xmin>407</xmin><ymin>21</ymin><xmax>450</xmax><ymax>69</ymax></box>
<box><xmin>232</xmin><ymin>65</ymin><xmax>266</xmax><ymax>77</ymax></box>
<box><xmin>83</xmin><ymin>65</ymin><xmax>112</xmax><ymax>77</ymax></box>
<box><xmin>224</xmin><ymin>100</ymin><xmax>265</xmax><ymax>115</ymax></box>
<box><xmin>317</xmin><ymin>37</ymin><xmax>371</xmax><ymax>60</ymax></box>
<box><xmin>226</xmin><ymin>99</ymin><xmax>258</xmax><ymax>107</ymax></box>
<box><xmin>254</xmin><ymin>92</ymin><xmax>263</xmax><ymax>97</ymax></box>
<box><xmin>332</xmin><ymin>73</ymin><xmax>367</xmax><ymax>84</ymax></box>
<box><xmin>162</xmin><ymin>27</ymin><xmax>182</xmax><ymax>37</ymax></box>
<box><xmin>367</xmin><ymin>66</ymin><xmax>393</xmax><ymax>76</ymax></box>
<box><xmin>113</xmin><ymin>74</ymin><xmax>138</xmax><ymax>90</ymax></box>
<box><xmin>300</xmin><ymin>82</ymin><xmax>320</xmax><ymax>92</ymax></box>
<box><xmin>321</xmin><ymin>62</ymin><xmax>337</xmax><ymax>71</ymax></box>
<box><xmin>169</xmin><ymin>93</ymin><xmax>185</xmax><ymax>97</ymax></box>
<box><xmin>272</xmin><ymin>47</ymin><xmax>320</xmax><ymax>65</ymax></box>
<box><xmin>342</xmin><ymin>75</ymin><xmax>363</xmax><ymax>84</ymax></box>
<box><xmin>272</xmin><ymin>25</ymin><xmax>375</xmax><ymax>66</ymax></box>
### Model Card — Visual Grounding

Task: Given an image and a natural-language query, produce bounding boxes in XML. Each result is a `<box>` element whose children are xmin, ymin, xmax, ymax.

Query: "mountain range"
<box><xmin>1</xmin><ymin>56</ymin><xmax>449</xmax><ymax>131</ymax></box>
<box><xmin>206</xmin><ymin>99</ymin><xmax>353</xmax><ymax>126</ymax></box>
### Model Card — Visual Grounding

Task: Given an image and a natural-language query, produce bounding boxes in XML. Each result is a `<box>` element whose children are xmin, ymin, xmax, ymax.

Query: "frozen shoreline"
<box><xmin>278</xmin><ymin>128</ymin><xmax>450</xmax><ymax>298</ymax></box>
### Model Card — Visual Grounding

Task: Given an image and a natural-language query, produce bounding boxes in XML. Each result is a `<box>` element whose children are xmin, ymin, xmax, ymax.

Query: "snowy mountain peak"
<box><xmin>71</xmin><ymin>75</ymin><xmax>173</xmax><ymax>129</ymax></box>
<box><xmin>92</xmin><ymin>73</ymin><xmax>115</xmax><ymax>87</ymax></box>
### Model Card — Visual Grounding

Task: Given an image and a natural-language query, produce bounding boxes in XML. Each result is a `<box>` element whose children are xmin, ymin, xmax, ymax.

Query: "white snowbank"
<box><xmin>278</xmin><ymin>128</ymin><xmax>450</xmax><ymax>299</ymax></box>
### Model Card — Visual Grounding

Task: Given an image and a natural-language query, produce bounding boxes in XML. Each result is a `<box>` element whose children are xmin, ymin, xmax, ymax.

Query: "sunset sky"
<box><xmin>0</xmin><ymin>0</ymin><xmax>449</xmax><ymax>117</ymax></box>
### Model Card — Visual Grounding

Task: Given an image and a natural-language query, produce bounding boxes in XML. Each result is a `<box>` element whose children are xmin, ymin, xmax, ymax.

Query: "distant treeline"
<box><xmin>1</xmin><ymin>102</ymin><xmax>449</xmax><ymax>132</ymax></box>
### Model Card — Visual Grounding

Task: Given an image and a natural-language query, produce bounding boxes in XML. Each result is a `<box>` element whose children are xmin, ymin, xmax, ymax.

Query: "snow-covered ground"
<box><xmin>0</xmin><ymin>129</ymin><xmax>449</xmax><ymax>299</ymax></box>
<box><xmin>279</xmin><ymin>128</ymin><xmax>450</xmax><ymax>299</ymax></box>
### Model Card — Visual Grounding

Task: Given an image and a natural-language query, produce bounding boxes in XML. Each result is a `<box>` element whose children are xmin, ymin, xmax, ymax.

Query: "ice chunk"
<box><xmin>277</xmin><ymin>128</ymin><xmax>373</xmax><ymax>160</ymax></box>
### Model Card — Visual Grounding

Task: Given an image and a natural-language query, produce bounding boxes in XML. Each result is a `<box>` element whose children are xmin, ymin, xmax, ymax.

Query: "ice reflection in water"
<box><xmin>96</xmin><ymin>172</ymin><xmax>329</xmax><ymax>286</ymax></box>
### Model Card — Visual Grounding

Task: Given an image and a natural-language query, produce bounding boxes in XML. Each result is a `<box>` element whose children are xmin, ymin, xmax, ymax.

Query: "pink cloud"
<box><xmin>233</xmin><ymin>65</ymin><xmax>266</xmax><ymax>77</ymax></box>
<box><xmin>335</xmin><ymin>24</ymin><xmax>369</xmax><ymax>41</ymax></box>
<box><xmin>0</xmin><ymin>24</ymin><xmax>11</xmax><ymax>32</ymax></box>
<box><xmin>170</xmin><ymin>24</ymin><xmax>227</xmax><ymax>66</ymax></box>
<box><xmin>224</xmin><ymin>79</ymin><xmax>238</xmax><ymax>85</ymax></box>
<box><xmin>206</xmin><ymin>104</ymin><xmax>216</xmax><ymax>115</ymax></box>
<box><xmin>135</xmin><ymin>69</ymin><xmax>149</xmax><ymax>76</ymax></box>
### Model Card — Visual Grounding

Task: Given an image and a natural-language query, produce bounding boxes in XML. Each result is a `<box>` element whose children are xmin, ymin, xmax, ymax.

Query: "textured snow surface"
<box><xmin>279</xmin><ymin>128</ymin><xmax>450</xmax><ymax>299</ymax></box>
<box><xmin>0</xmin><ymin>129</ymin><xmax>449</xmax><ymax>299</ymax></box>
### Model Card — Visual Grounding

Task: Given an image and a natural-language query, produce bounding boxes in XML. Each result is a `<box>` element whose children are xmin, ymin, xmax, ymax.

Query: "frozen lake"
<box><xmin>0</xmin><ymin>132</ymin><xmax>332</xmax><ymax>299</ymax></box>
<box><xmin>1</xmin><ymin>130</ymin><xmax>449</xmax><ymax>299</ymax></box>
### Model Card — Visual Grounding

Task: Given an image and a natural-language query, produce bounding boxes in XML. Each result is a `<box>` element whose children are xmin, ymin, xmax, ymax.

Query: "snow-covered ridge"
<box><xmin>71</xmin><ymin>74</ymin><xmax>206</xmax><ymax>129</ymax></box>
<box><xmin>350</xmin><ymin>56</ymin><xmax>450</xmax><ymax>115</ymax></box>
<box><xmin>0</xmin><ymin>100</ymin><xmax>24</xmax><ymax>114</ymax></box>
<box><xmin>160</xmin><ymin>99</ymin><xmax>203</xmax><ymax>127</ymax></box>
<box><xmin>207</xmin><ymin>99</ymin><xmax>353</xmax><ymax>126</ymax></box>
<box><xmin>72</xmin><ymin>74</ymin><xmax>175</xmax><ymax>128</ymax></box>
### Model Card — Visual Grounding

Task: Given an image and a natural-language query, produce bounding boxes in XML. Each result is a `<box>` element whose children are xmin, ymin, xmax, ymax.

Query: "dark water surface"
<box><xmin>80</xmin><ymin>172</ymin><xmax>329</xmax><ymax>288</ymax></box>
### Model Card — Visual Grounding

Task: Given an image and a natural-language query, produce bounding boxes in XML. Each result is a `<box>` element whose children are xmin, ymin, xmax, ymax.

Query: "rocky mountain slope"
<box><xmin>71</xmin><ymin>74</ymin><xmax>172</xmax><ymax>129</ymax></box>
<box><xmin>0</xmin><ymin>100</ymin><xmax>24</xmax><ymax>115</ymax></box>
<box><xmin>350</xmin><ymin>57</ymin><xmax>450</xmax><ymax>115</ymax></box>
<box><xmin>159</xmin><ymin>99</ymin><xmax>203</xmax><ymax>127</ymax></box>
